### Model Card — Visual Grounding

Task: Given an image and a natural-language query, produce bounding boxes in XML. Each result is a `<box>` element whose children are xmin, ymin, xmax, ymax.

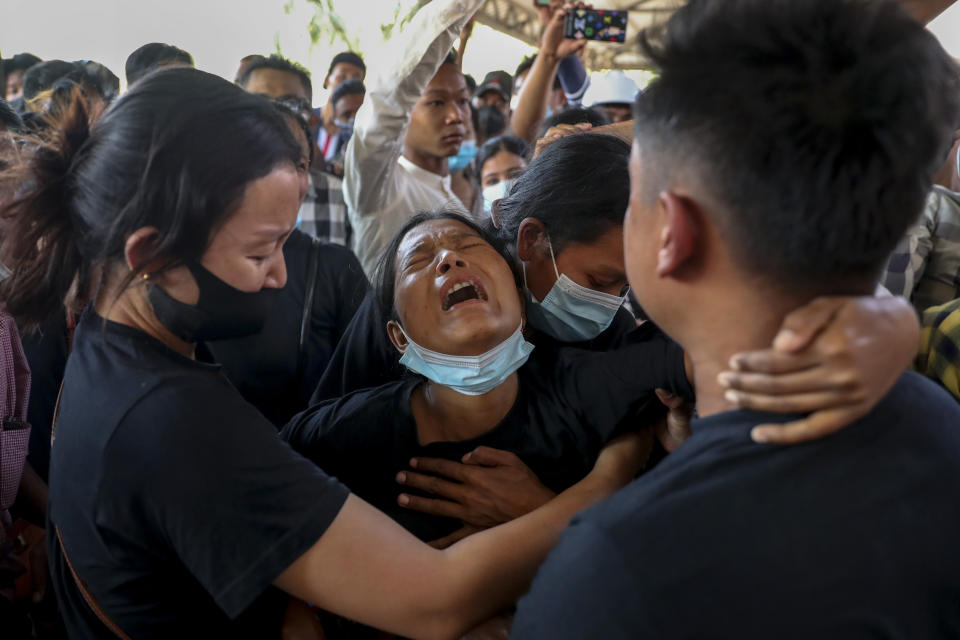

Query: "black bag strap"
<box><xmin>297</xmin><ymin>237</ymin><xmax>322</xmax><ymax>380</ymax></box>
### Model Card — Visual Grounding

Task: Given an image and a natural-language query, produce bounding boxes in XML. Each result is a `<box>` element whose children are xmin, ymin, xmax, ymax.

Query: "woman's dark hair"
<box><xmin>476</xmin><ymin>135</ymin><xmax>530</xmax><ymax>182</ymax></box>
<box><xmin>494</xmin><ymin>132</ymin><xmax>630</xmax><ymax>254</ymax></box>
<box><xmin>374</xmin><ymin>209</ymin><xmax>523</xmax><ymax>324</ymax></box>
<box><xmin>539</xmin><ymin>106</ymin><xmax>610</xmax><ymax>138</ymax></box>
<box><xmin>0</xmin><ymin>99</ymin><xmax>22</xmax><ymax>132</ymax></box>
<box><xmin>0</xmin><ymin>67</ymin><xmax>300</xmax><ymax>330</ymax></box>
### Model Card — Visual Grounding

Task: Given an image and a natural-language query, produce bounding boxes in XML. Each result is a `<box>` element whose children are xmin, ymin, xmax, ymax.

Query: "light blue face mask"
<box><xmin>482</xmin><ymin>178</ymin><xmax>516</xmax><ymax>216</ymax></box>
<box><xmin>448</xmin><ymin>139</ymin><xmax>478</xmax><ymax>173</ymax></box>
<box><xmin>398</xmin><ymin>323</ymin><xmax>534</xmax><ymax>396</ymax></box>
<box><xmin>524</xmin><ymin>238</ymin><xmax>626</xmax><ymax>342</ymax></box>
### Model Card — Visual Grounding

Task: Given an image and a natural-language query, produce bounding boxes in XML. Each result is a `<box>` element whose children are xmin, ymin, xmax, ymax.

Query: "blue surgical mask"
<box><xmin>482</xmin><ymin>179</ymin><xmax>516</xmax><ymax>216</ymax></box>
<box><xmin>398</xmin><ymin>323</ymin><xmax>534</xmax><ymax>396</ymax></box>
<box><xmin>524</xmin><ymin>238</ymin><xmax>626</xmax><ymax>342</ymax></box>
<box><xmin>334</xmin><ymin>119</ymin><xmax>354</xmax><ymax>141</ymax></box>
<box><xmin>448</xmin><ymin>139</ymin><xmax>478</xmax><ymax>173</ymax></box>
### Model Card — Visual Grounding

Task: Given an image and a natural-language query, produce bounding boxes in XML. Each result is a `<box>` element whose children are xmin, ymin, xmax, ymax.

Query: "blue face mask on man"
<box><xmin>448</xmin><ymin>139</ymin><xmax>478</xmax><ymax>174</ymax></box>
<box><xmin>397</xmin><ymin>323</ymin><xmax>534</xmax><ymax>395</ymax></box>
<box><xmin>524</xmin><ymin>237</ymin><xmax>626</xmax><ymax>342</ymax></box>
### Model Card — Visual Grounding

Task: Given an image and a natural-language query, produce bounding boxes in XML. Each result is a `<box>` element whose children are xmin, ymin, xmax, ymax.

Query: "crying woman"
<box><xmin>281</xmin><ymin>210</ymin><xmax>692</xmax><ymax>543</ymax></box>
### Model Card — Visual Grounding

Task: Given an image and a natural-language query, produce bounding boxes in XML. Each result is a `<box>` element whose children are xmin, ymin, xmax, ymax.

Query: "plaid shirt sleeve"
<box><xmin>882</xmin><ymin>191</ymin><xmax>935</xmax><ymax>300</ymax></box>
<box><xmin>298</xmin><ymin>170</ymin><xmax>351</xmax><ymax>247</ymax></box>
<box><xmin>916</xmin><ymin>297</ymin><xmax>960</xmax><ymax>401</ymax></box>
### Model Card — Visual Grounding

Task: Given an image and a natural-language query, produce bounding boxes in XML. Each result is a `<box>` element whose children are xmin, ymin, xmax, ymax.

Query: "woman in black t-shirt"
<box><xmin>283</xmin><ymin>210</ymin><xmax>693</xmax><ymax>544</ymax></box>
<box><xmin>0</xmin><ymin>68</ymin><xmax>645</xmax><ymax>639</ymax></box>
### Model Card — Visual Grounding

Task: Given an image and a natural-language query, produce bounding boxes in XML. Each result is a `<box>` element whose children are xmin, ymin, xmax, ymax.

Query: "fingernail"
<box><xmin>396</xmin><ymin>472</ymin><xmax>406</xmax><ymax>483</ymax></box>
<box><xmin>398</xmin><ymin>494</ymin><xmax>409</xmax><ymax>506</ymax></box>
<box><xmin>729</xmin><ymin>356</ymin><xmax>744</xmax><ymax>371</ymax></box>
<box><xmin>724</xmin><ymin>390</ymin><xmax>740</xmax><ymax>406</ymax></box>
<box><xmin>462</xmin><ymin>452</ymin><xmax>472</xmax><ymax>462</ymax></box>
<box><xmin>751</xmin><ymin>427</ymin><xmax>769</xmax><ymax>443</ymax></box>
<box><xmin>773</xmin><ymin>329</ymin><xmax>796</xmax><ymax>351</ymax></box>
<box><xmin>717</xmin><ymin>372</ymin><xmax>735</xmax><ymax>388</ymax></box>
<box><xmin>410</xmin><ymin>458</ymin><xmax>418</xmax><ymax>468</ymax></box>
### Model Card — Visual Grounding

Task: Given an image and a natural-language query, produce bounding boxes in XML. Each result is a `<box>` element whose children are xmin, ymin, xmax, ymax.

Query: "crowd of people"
<box><xmin>0</xmin><ymin>0</ymin><xmax>959</xmax><ymax>638</ymax></box>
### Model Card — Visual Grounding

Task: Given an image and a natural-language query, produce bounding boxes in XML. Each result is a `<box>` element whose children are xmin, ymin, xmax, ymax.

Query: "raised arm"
<box><xmin>511</xmin><ymin>4</ymin><xmax>587</xmax><ymax>145</ymax></box>
<box><xmin>343</xmin><ymin>0</ymin><xmax>485</xmax><ymax>219</ymax></box>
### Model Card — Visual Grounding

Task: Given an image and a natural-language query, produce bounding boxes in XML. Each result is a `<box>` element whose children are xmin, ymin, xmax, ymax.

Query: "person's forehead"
<box><xmin>428</xmin><ymin>64</ymin><xmax>467</xmax><ymax>93</ymax></box>
<box><xmin>400</xmin><ymin>220</ymin><xmax>479</xmax><ymax>251</ymax></box>
<box><xmin>478</xmin><ymin>90</ymin><xmax>505</xmax><ymax>102</ymax></box>
<box><xmin>246</xmin><ymin>68</ymin><xmax>309</xmax><ymax>102</ymax></box>
<box><xmin>483</xmin><ymin>150</ymin><xmax>526</xmax><ymax>174</ymax></box>
<box><xmin>330</xmin><ymin>62</ymin><xmax>364</xmax><ymax>78</ymax></box>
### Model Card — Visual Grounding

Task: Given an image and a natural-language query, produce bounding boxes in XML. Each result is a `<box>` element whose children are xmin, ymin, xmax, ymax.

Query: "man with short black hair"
<box><xmin>237</xmin><ymin>54</ymin><xmax>349</xmax><ymax>247</ymax></box>
<box><xmin>317</xmin><ymin>51</ymin><xmax>366</xmax><ymax>166</ymax></box>
<box><xmin>344</xmin><ymin>0</ymin><xmax>483</xmax><ymax>276</ymax></box>
<box><xmin>218</xmin><ymin>56</ymin><xmax>368</xmax><ymax>426</ymax></box>
<box><xmin>513</xmin><ymin>0</ymin><xmax>960</xmax><ymax>637</ymax></box>
<box><xmin>124</xmin><ymin>43</ymin><xmax>193</xmax><ymax>87</ymax></box>
<box><xmin>239</xmin><ymin>54</ymin><xmax>312</xmax><ymax>105</ymax></box>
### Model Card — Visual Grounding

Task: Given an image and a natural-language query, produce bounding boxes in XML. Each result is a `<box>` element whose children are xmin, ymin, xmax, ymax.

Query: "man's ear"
<box><xmin>386</xmin><ymin>320</ymin><xmax>409</xmax><ymax>354</ymax></box>
<box><xmin>124</xmin><ymin>227</ymin><xmax>163</xmax><ymax>273</ymax></box>
<box><xmin>655</xmin><ymin>190</ymin><xmax>699</xmax><ymax>278</ymax></box>
<box><xmin>516</xmin><ymin>217</ymin><xmax>547</xmax><ymax>262</ymax></box>
<box><xmin>323</xmin><ymin>74</ymin><xmax>330</xmax><ymax>91</ymax></box>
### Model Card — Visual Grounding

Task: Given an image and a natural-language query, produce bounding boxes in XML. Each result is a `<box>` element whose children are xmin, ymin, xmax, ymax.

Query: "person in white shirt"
<box><xmin>344</xmin><ymin>0</ymin><xmax>485</xmax><ymax>277</ymax></box>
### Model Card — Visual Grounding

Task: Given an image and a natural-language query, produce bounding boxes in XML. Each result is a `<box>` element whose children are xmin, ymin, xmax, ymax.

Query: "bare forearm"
<box><xmin>590</xmin><ymin>119</ymin><xmax>634</xmax><ymax>144</ymax></box>
<box><xmin>277</xmin><ymin>469</ymin><xmax>626</xmax><ymax>640</ymax></box>
<box><xmin>511</xmin><ymin>52</ymin><xmax>561</xmax><ymax>144</ymax></box>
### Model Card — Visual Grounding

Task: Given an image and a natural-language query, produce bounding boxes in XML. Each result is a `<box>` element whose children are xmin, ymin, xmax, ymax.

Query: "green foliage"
<box><xmin>292</xmin><ymin>0</ymin><xmax>428</xmax><ymax>53</ymax></box>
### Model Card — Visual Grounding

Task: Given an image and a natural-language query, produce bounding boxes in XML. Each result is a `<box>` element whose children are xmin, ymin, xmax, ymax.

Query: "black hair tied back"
<box><xmin>0</xmin><ymin>87</ymin><xmax>91</xmax><ymax>330</ymax></box>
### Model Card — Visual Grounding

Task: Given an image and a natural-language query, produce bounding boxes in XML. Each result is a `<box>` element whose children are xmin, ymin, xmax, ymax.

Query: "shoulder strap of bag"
<box><xmin>51</xmin><ymin>361</ymin><xmax>133</xmax><ymax>639</ymax></box>
<box><xmin>297</xmin><ymin>237</ymin><xmax>322</xmax><ymax>381</ymax></box>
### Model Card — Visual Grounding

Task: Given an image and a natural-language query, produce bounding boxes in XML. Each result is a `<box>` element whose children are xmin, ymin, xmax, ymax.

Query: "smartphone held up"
<box><xmin>564</xmin><ymin>8</ymin><xmax>629</xmax><ymax>43</ymax></box>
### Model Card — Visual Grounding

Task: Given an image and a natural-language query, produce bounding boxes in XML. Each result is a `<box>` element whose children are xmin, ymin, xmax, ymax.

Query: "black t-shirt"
<box><xmin>512</xmin><ymin>373</ymin><xmax>960</xmax><ymax>639</ymax></box>
<box><xmin>201</xmin><ymin>229</ymin><xmax>368</xmax><ymax>426</ymax></box>
<box><xmin>312</xmin><ymin>289</ymin><xmax>638</xmax><ymax>403</ymax></box>
<box><xmin>47</xmin><ymin>312</ymin><xmax>349</xmax><ymax>639</ymax></box>
<box><xmin>285</xmin><ymin>322</ymin><xmax>691</xmax><ymax>542</ymax></box>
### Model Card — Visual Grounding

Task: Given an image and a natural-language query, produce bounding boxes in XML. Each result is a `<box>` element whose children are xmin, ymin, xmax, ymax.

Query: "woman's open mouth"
<box><xmin>441</xmin><ymin>279</ymin><xmax>489</xmax><ymax>311</ymax></box>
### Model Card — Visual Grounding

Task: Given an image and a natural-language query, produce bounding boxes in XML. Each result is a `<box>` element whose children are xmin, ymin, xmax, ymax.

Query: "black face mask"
<box><xmin>147</xmin><ymin>262</ymin><xmax>276</xmax><ymax>343</ymax></box>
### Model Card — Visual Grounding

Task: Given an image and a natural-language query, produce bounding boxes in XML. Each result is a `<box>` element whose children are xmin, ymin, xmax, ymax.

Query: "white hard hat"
<box><xmin>584</xmin><ymin>70</ymin><xmax>640</xmax><ymax>107</ymax></box>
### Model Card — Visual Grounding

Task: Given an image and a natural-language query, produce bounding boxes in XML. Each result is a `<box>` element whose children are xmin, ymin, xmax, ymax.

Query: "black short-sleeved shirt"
<box><xmin>47</xmin><ymin>312</ymin><xmax>350</xmax><ymax>639</ymax></box>
<box><xmin>311</xmin><ymin>290</ymin><xmax>638</xmax><ymax>403</ymax></box>
<box><xmin>512</xmin><ymin>373</ymin><xmax>960</xmax><ymax>639</ymax></box>
<box><xmin>201</xmin><ymin>229</ymin><xmax>368</xmax><ymax>426</ymax></box>
<box><xmin>285</xmin><ymin>322</ymin><xmax>691</xmax><ymax>542</ymax></box>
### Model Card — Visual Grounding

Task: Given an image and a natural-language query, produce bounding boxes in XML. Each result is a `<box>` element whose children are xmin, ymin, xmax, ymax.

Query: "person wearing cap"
<box><xmin>583</xmin><ymin>70</ymin><xmax>639</xmax><ymax>124</ymax></box>
<box><xmin>474</xmin><ymin>70</ymin><xmax>513</xmax><ymax>120</ymax></box>
<box><xmin>317</xmin><ymin>51</ymin><xmax>366</xmax><ymax>165</ymax></box>
<box><xmin>343</xmin><ymin>0</ymin><xmax>486</xmax><ymax>277</ymax></box>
